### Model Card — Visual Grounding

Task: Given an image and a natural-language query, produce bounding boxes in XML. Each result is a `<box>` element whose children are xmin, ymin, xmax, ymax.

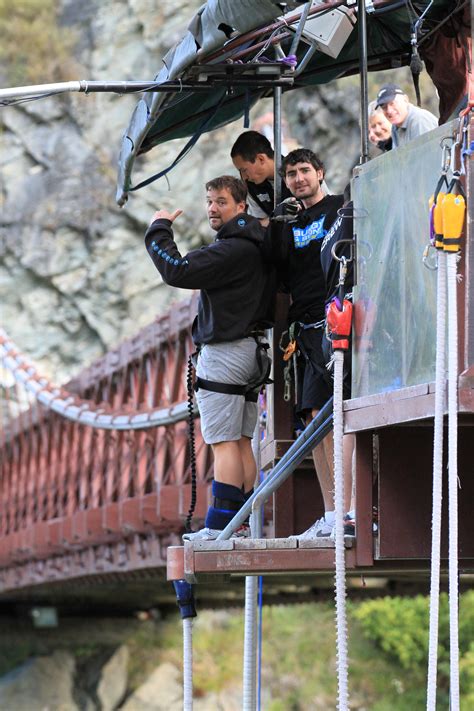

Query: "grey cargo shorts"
<box><xmin>195</xmin><ymin>337</ymin><xmax>265</xmax><ymax>444</ymax></box>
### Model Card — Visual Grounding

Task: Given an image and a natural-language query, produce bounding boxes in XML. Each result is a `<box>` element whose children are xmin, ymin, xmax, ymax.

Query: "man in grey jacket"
<box><xmin>375</xmin><ymin>83</ymin><xmax>438</xmax><ymax>148</ymax></box>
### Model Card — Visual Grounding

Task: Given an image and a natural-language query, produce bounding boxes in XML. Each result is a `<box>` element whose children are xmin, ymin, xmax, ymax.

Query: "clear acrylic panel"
<box><xmin>351</xmin><ymin>121</ymin><xmax>457</xmax><ymax>398</ymax></box>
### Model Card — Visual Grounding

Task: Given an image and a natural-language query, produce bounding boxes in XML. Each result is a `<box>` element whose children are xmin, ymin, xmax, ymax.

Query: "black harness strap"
<box><xmin>194</xmin><ymin>377</ymin><xmax>259</xmax><ymax>402</ymax></box>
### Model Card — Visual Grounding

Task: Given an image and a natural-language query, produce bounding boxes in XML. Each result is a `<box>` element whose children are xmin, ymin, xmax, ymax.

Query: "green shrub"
<box><xmin>354</xmin><ymin>591</ymin><xmax>474</xmax><ymax>705</ymax></box>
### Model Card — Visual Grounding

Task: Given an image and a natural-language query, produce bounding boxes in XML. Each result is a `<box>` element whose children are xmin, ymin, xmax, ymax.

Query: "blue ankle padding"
<box><xmin>206</xmin><ymin>481</ymin><xmax>245</xmax><ymax>530</ymax></box>
<box><xmin>205</xmin><ymin>506</ymin><xmax>236</xmax><ymax>530</ymax></box>
<box><xmin>212</xmin><ymin>480</ymin><xmax>245</xmax><ymax>503</ymax></box>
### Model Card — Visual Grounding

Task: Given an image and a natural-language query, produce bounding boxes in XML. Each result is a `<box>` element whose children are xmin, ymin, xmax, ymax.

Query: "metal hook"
<box><xmin>439</xmin><ymin>142</ymin><xmax>451</xmax><ymax>175</ymax></box>
<box><xmin>331</xmin><ymin>239</ymin><xmax>355</xmax><ymax>263</ymax></box>
<box><xmin>340</xmin><ymin>206</ymin><xmax>369</xmax><ymax>219</ymax></box>
<box><xmin>422</xmin><ymin>243</ymin><xmax>438</xmax><ymax>271</ymax></box>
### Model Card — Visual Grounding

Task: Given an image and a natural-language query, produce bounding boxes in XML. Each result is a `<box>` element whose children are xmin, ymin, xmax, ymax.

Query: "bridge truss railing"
<box><xmin>0</xmin><ymin>294</ymin><xmax>213</xmax><ymax>579</ymax></box>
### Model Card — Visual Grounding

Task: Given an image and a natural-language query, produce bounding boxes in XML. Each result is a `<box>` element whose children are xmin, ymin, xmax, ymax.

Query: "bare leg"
<box><xmin>343</xmin><ymin>433</ymin><xmax>355</xmax><ymax>513</ymax></box>
<box><xmin>211</xmin><ymin>440</ymin><xmax>245</xmax><ymax>489</ymax></box>
<box><xmin>238</xmin><ymin>436</ymin><xmax>257</xmax><ymax>493</ymax></box>
<box><xmin>310</xmin><ymin>410</ymin><xmax>354</xmax><ymax>515</ymax></box>
<box><xmin>310</xmin><ymin>409</ymin><xmax>334</xmax><ymax>512</ymax></box>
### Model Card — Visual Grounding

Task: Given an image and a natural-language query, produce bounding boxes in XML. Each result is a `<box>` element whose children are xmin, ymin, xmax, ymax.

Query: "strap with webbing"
<box><xmin>194</xmin><ymin>377</ymin><xmax>259</xmax><ymax>402</ymax></box>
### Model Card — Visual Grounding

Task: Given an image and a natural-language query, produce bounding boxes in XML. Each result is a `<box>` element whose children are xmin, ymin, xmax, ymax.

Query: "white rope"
<box><xmin>333</xmin><ymin>349</ymin><xmax>349</xmax><ymax>711</ymax></box>
<box><xmin>426</xmin><ymin>251</ymin><xmax>447</xmax><ymax>711</ymax></box>
<box><xmin>243</xmin><ymin>575</ymin><xmax>258</xmax><ymax>711</ymax></box>
<box><xmin>183</xmin><ymin>617</ymin><xmax>194</xmax><ymax>711</ymax></box>
<box><xmin>447</xmin><ymin>252</ymin><xmax>460</xmax><ymax>710</ymax></box>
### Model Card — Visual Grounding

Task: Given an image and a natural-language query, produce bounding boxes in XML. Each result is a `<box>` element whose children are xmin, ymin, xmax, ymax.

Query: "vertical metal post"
<box><xmin>242</xmin><ymin>422</ymin><xmax>262</xmax><ymax>711</ymax></box>
<box><xmin>273</xmin><ymin>86</ymin><xmax>282</xmax><ymax>206</ymax></box>
<box><xmin>357</xmin><ymin>0</ymin><xmax>369</xmax><ymax>164</ymax></box>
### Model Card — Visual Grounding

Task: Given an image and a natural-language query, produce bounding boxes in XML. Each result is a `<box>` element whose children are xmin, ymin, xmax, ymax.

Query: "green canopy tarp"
<box><xmin>116</xmin><ymin>0</ymin><xmax>461</xmax><ymax>205</ymax></box>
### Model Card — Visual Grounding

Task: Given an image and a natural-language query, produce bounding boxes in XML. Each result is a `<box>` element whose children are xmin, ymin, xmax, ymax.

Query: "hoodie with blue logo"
<box><xmin>265</xmin><ymin>194</ymin><xmax>343</xmax><ymax>323</ymax></box>
<box><xmin>145</xmin><ymin>213</ymin><xmax>275</xmax><ymax>345</ymax></box>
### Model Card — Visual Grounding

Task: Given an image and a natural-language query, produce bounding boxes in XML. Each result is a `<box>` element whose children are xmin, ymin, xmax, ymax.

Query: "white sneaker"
<box><xmin>289</xmin><ymin>516</ymin><xmax>334</xmax><ymax>541</ymax></box>
<box><xmin>182</xmin><ymin>525</ymin><xmax>250</xmax><ymax>542</ymax></box>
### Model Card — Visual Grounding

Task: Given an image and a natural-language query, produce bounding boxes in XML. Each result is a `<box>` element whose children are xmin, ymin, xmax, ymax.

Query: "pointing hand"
<box><xmin>151</xmin><ymin>208</ymin><xmax>183</xmax><ymax>224</ymax></box>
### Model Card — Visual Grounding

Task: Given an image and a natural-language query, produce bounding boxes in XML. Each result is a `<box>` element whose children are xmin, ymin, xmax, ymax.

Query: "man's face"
<box><xmin>284</xmin><ymin>161</ymin><xmax>323</xmax><ymax>203</ymax></box>
<box><xmin>368</xmin><ymin>113</ymin><xmax>392</xmax><ymax>144</ymax></box>
<box><xmin>206</xmin><ymin>187</ymin><xmax>246</xmax><ymax>231</ymax></box>
<box><xmin>381</xmin><ymin>94</ymin><xmax>409</xmax><ymax>127</ymax></box>
<box><xmin>232</xmin><ymin>153</ymin><xmax>272</xmax><ymax>185</ymax></box>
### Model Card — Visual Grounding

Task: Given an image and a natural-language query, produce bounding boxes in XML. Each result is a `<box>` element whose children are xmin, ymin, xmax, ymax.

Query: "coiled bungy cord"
<box><xmin>426</xmin><ymin>141</ymin><xmax>450</xmax><ymax>711</ymax></box>
<box><xmin>185</xmin><ymin>355</ymin><xmax>198</xmax><ymax>533</ymax></box>
<box><xmin>444</xmin><ymin>128</ymin><xmax>466</xmax><ymax>710</ymax></box>
<box><xmin>446</xmin><ymin>229</ymin><xmax>460</xmax><ymax>711</ymax></box>
<box><xmin>326</xmin><ymin>252</ymin><xmax>353</xmax><ymax>711</ymax></box>
<box><xmin>426</xmin><ymin>250</ymin><xmax>447</xmax><ymax>711</ymax></box>
<box><xmin>333</xmin><ymin>349</ymin><xmax>349</xmax><ymax>711</ymax></box>
<box><xmin>425</xmin><ymin>123</ymin><xmax>466</xmax><ymax>709</ymax></box>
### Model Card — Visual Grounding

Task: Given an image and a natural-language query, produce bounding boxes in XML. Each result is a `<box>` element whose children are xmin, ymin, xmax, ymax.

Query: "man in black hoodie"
<box><xmin>266</xmin><ymin>148</ymin><xmax>344</xmax><ymax>540</ymax></box>
<box><xmin>144</xmin><ymin>175</ymin><xmax>274</xmax><ymax>541</ymax></box>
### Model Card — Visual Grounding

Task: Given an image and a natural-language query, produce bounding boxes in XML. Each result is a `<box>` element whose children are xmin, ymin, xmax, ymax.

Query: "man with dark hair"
<box><xmin>266</xmin><ymin>148</ymin><xmax>345</xmax><ymax>539</ymax></box>
<box><xmin>375</xmin><ymin>83</ymin><xmax>438</xmax><ymax>148</ymax></box>
<box><xmin>231</xmin><ymin>130</ymin><xmax>291</xmax><ymax>221</ymax></box>
<box><xmin>144</xmin><ymin>175</ymin><xmax>274</xmax><ymax>541</ymax></box>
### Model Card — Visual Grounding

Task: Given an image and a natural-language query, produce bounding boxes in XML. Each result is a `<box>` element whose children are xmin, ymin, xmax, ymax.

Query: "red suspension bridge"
<box><xmin>0</xmin><ymin>294</ymin><xmax>220</xmax><ymax>608</ymax></box>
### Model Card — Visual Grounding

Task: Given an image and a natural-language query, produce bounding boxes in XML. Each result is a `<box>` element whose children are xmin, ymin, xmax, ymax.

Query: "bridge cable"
<box><xmin>0</xmin><ymin>329</ymin><xmax>192</xmax><ymax>431</ymax></box>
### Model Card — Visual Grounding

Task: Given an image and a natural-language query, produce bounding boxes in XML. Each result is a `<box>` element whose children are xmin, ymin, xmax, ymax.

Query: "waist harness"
<box><xmin>194</xmin><ymin>337</ymin><xmax>272</xmax><ymax>402</ymax></box>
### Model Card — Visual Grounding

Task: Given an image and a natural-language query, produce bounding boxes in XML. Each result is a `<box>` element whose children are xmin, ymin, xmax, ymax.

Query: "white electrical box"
<box><xmin>283</xmin><ymin>3</ymin><xmax>356</xmax><ymax>59</ymax></box>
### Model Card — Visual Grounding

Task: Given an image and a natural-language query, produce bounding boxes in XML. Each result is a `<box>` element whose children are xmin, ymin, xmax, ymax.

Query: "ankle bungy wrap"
<box><xmin>205</xmin><ymin>480</ymin><xmax>245</xmax><ymax>530</ymax></box>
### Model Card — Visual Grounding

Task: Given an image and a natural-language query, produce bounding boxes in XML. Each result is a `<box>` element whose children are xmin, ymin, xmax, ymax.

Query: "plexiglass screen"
<box><xmin>351</xmin><ymin>121</ymin><xmax>457</xmax><ymax>398</ymax></box>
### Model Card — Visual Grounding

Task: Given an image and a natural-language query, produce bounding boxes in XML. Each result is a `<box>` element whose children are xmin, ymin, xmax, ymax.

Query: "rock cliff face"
<box><xmin>0</xmin><ymin>0</ymin><xmax>360</xmax><ymax>382</ymax></box>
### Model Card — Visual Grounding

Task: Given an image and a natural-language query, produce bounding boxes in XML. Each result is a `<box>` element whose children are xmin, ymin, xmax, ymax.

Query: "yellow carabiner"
<box><xmin>441</xmin><ymin>192</ymin><xmax>466</xmax><ymax>252</ymax></box>
<box><xmin>429</xmin><ymin>192</ymin><xmax>446</xmax><ymax>249</ymax></box>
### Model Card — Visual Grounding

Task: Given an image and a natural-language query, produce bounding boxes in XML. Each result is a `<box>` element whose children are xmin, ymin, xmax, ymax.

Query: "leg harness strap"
<box><xmin>194</xmin><ymin>377</ymin><xmax>258</xmax><ymax>402</ymax></box>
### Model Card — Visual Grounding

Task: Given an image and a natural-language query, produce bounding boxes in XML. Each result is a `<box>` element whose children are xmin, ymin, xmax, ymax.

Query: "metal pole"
<box><xmin>289</xmin><ymin>1</ymin><xmax>312</xmax><ymax>57</ymax></box>
<box><xmin>357</xmin><ymin>0</ymin><xmax>370</xmax><ymax>164</ymax></box>
<box><xmin>243</xmin><ymin>576</ymin><xmax>258</xmax><ymax>711</ymax></box>
<box><xmin>242</xmin><ymin>421</ymin><xmax>262</xmax><ymax>711</ymax></box>
<box><xmin>0</xmin><ymin>78</ymin><xmax>294</xmax><ymax>102</ymax></box>
<box><xmin>273</xmin><ymin>86</ymin><xmax>282</xmax><ymax>206</ymax></box>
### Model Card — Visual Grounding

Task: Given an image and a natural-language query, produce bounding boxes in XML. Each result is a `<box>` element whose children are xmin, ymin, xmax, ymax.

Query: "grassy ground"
<box><xmin>0</xmin><ymin>599</ymin><xmax>464</xmax><ymax>708</ymax></box>
<box><xmin>124</xmin><ymin>602</ymin><xmax>441</xmax><ymax>710</ymax></box>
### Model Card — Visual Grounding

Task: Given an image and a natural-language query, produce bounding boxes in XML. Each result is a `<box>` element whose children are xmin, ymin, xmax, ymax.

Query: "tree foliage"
<box><xmin>0</xmin><ymin>0</ymin><xmax>76</xmax><ymax>84</ymax></box>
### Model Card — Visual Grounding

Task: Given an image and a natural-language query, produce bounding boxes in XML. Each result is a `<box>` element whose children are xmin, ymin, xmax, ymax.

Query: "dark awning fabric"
<box><xmin>116</xmin><ymin>0</ymin><xmax>460</xmax><ymax>205</ymax></box>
